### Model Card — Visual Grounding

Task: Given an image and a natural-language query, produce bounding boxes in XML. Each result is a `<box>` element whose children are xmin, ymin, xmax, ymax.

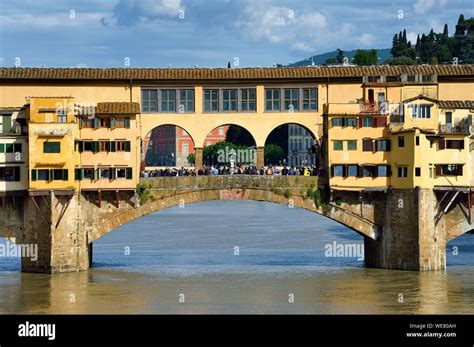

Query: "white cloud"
<box><xmin>140</xmin><ymin>0</ymin><xmax>182</xmax><ymax>17</ymax></box>
<box><xmin>291</xmin><ymin>42</ymin><xmax>313</xmax><ymax>53</ymax></box>
<box><xmin>406</xmin><ymin>31</ymin><xmax>418</xmax><ymax>44</ymax></box>
<box><xmin>414</xmin><ymin>0</ymin><xmax>448</xmax><ymax>15</ymax></box>
<box><xmin>357</xmin><ymin>33</ymin><xmax>375</xmax><ymax>46</ymax></box>
<box><xmin>0</xmin><ymin>57</ymin><xmax>4</xmax><ymax>66</ymax></box>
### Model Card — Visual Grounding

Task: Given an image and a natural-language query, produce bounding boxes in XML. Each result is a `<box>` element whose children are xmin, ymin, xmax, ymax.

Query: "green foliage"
<box><xmin>336</xmin><ymin>48</ymin><xmax>345</xmax><ymax>64</ymax></box>
<box><xmin>264</xmin><ymin>143</ymin><xmax>285</xmax><ymax>165</ymax></box>
<box><xmin>136</xmin><ymin>183</ymin><xmax>149</xmax><ymax>205</ymax></box>
<box><xmin>202</xmin><ymin>141</ymin><xmax>254</xmax><ymax>165</ymax></box>
<box><xmin>335</xmin><ymin>197</ymin><xmax>342</xmax><ymax>206</ymax></box>
<box><xmin>306</xmin><ymin>187</ymin><xmax>315</xmax><ymax>200</ymax></box>
<box><xmin>353</xmin><ymin>49</ymin><xmax>378</xmax><ymax>66</ymax></box>
<box><xmin>187</xmin><ymin>153</ymin><xmax>195</xmax><ymax>165</ymax></box>
<box><xmin>225</xmin><ymin>125</ymin><xmax>255</xmax><ymax>146</ymax></box>
<box><xmin>389</xmin><ymin>14</ymin><xmax>474</xmax><ymax>65</ymax></box>
<box><xmin>284</xmin><ymin>189</ymin><xmax>292</xmax><ymax>199</ymax></box>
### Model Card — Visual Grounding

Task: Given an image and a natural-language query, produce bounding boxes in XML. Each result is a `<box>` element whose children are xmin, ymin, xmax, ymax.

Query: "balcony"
<box><xmin>438</xmin><ymin>122</ymin><xmax>471</xmax><ymax>134</ymax></box>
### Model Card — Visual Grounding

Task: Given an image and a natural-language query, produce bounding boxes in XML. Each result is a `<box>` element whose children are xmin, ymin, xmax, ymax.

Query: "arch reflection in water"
<box><xmin>0</xmin><ymin>201</ymin><xmax>473</xmax><ymax>314</ymax></box>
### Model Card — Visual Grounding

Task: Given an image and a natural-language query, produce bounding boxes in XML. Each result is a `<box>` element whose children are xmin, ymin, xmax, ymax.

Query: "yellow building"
<box><xmin>326</xmin><ymin>71</ymin><xmax>473</xmax><ymax>191</ymax></box>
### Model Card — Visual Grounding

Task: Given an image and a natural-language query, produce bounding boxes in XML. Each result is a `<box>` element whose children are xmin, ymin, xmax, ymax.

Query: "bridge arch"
<box><xmin>88</xmin><ymin>186</ymin><xmax>379</xmax><ymax>244</ymax></box>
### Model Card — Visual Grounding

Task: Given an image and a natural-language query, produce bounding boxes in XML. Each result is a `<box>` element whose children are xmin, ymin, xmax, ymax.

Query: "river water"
<box><xmin>0</xmin><ymin>200</ymin><xmax>473</xmax><ymax>314</ymax></box>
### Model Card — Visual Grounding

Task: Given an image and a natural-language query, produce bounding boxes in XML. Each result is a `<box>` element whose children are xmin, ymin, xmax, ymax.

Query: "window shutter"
<box><xmin>125</xmin><ymin>141</ymin><xmax>131</xmax><ymax>152</ymax></box>
<box><xmin>358</xmin><ymin>117</ymin><xmax>363</xmax><ymax>128</ymax></box>
<box><xmin>110</xmin><ymin>117</ymin><xmax>116</xmax><ymax>129</ymax></box>
<box><xmin>92</xmin><ymin>141</ymin><xmax>99</xmax><ymax>153</ymax></box>
<box><xmin>373</xmin><ymin>117</ymin><xmax>377</xmax><ymax>127</ymax></box>
<box><xmin>75</xmin><ymin>169</ymin><xmax>80</xmax><ymax>180</ymax></box>
<box><xmin>14</xmin><ymin>166</ymin><xmax>20</xmax><ymax>181</ymax></box>
<box><xmin>79</xmin><ymin>117</ymin><xmax>84</xmax><ymax>128</ymax></box>
<box><xmin>79</xmin><ymin>141</ymin><xmax>84</xmax><ymax>153</ymax></box>
<box><xmin>330</xmin><ymin>166</ymin><xmax>334</xmax><ymax>177</ymax></box>
<box><xmin>63</xmin><ymin>169</ymin><xmax>68</xmax><ymax>181</ymax></box>
<box><xmin>357</xmin><ymin>165</ymin><xmax>363</xmax><ymax>178</ymax></box>
<box><xmin>125</xmin><ymin>118</ymin><xmax>130</xmax><ymax>129</ymax></box>
<box><xmin>95</xmin><ymin>168</ymin><xmax>99</xmax><ymax>180</ymax></box>
<box><xmin>435</xmin><ymin>165</ymin><xmax>442</xmax><ymax>176</ymax></box>
<box><xmin>111</xmin><ymin>141</ymin><xmax>116</xmax><ymax>152</ymax></box>
<box><xmin>460</xmin><ymin>140</ymin><xmax>465</xmax><ymax>149</ymax></box>
<box><xmin>48</xmin><ymin>170</ymin><xmax>53</xmax><ymax>181</ymax></box>
<box><xmin>386</xmin><ymin>140</ymin><xmax>391</xmax><ymax>152</ymax></box>
<box><xmin>343</xmin><ymin>165</ymin><xmax>347</xmax><ymax>178</ymax></box>
<box><xmin>109</xmin><ymin>168</ymin><xmax>115</xmax><ymax>179</ymax></box>
<box><xmin>456</xmin><ymin>165</ymin><xmax>463</xmax><ymax>176</ymax></box>
<box><xmin>126</xmin><ymin>168</ymin><xmax>133</xmax><ymax>179</ymax></box>
<box><xmin>439</xmin><ymin>139</ymin><xmax>445</xmax><ymax>150</ymax></box>
<box><xmin>377</xmin><ymin>117</ymin><xmax>387</xmax><ymax>127</ymax></box>
<box><xmin>94</xmin><ymin>117</ymin><xmax>100</xmax><ymax>129</ymax></box>
<box><xmin>0</xmin><ymin>144</ymin><xmax>4</xmax><ymax>153</ymax></box>
<box><xmin>31</xmin><ymin>169</ymin><xmax>37</xmax><ymax>181</ymax></box>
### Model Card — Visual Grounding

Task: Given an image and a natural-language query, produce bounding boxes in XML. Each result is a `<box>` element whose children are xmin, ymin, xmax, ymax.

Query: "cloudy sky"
<box><xmin>0</xmin><ymin>0</ymin><xmax>472</xmax><ymax>68</ymax></box>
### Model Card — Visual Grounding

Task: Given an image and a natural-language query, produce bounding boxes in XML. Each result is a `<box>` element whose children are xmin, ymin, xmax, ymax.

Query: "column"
<box><xmin>194</xmin><ymin>147</ymin><xmax>203</xmax><ymax>168</ymax></box>
<box><xmin>256</xmin><ymin>146</ymin><xmax>265</xmax><ymax>168</ymax></box>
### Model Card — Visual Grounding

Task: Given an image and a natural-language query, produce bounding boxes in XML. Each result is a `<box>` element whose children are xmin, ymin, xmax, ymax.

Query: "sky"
<box><xmin>0</xmin><ymin>0</ymin><xmax>472</xmax><ymax>68</ymax></box>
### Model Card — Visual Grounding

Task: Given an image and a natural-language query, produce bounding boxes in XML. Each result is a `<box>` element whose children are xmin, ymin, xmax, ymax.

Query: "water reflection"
<box><xmin>0</xmin><ymin>201</ymin><xmax>473</xmax><ymax>314</ymax></box>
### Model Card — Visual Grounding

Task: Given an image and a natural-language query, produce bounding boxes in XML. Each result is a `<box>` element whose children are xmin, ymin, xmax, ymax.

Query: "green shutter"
<box><xmin>13</xmin><ymin>166</ymin><xmax>20</xmax><ymax>181</ymax></box>
<box><xmin>92</xmin><ymin>141</ymin><xmax>99</xmax><ymax>153</ymax></box>
<box><xmin>124</xmin><ymin>141</ymin><xmax>131</xmax><ymax>152</ymax></box>
<box><xmin>124</xmin><ymin>118</ymin><xmax>130</xmax><ymax>129</ymax></box>
<box><xmin>126</xmin><ymin>168</ymin><xmax>133</xmax><ymax>179</ymax></box>
<box><xmin>111</xmin><ymin>168</ymin><xmax>116</xmax><ymax>179</ymax></box>
<box><xmin>2</xmin><ymin>115</ymin><xmax>12</xmax><ymax>133</ymax></box>
<box><xmin>0</xmin><ymin>143</ymin><xmax>4</xmax><ymax>153</ymax></box>
<box><xmin>111</xmin><ymin>141</ymin><xmax>116</xmax><ymax>152</ymax></box>
<box><xmin>94</xmin><ymin>117</ymin><xmax>100</xmax><ymax>129</ymax></box>
<box><xmin>110</xmin><ymin>117</ymin><xmax>116</xmax><ymax>129</ymax></box>
<box><xmin>79</xmin><ymin>117</ymin><xmax>84</xmax><ymax>128</ymax></box>
<box><xmin>95</xmin><ymin>168</ymin><xmax>99</xmax><ymax>180</ymax></box>
<box><xmin>63</xmin><ymin>169</ymin><xmax>68</xmax><ymax>181</ymax></box>
<box><xmin>75</xmin><ymin>168</ymin><xmax>84</xmax><ymax>180</ymax></box>
<box><xmin>31</xmin><ymin>169</ymin><xmax>37</xmax><ymax>181</ymax></box>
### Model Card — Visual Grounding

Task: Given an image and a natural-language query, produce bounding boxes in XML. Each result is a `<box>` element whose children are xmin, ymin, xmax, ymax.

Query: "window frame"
<box><xmin>141</xmin><ymin>87</ymin><xmax>195</xmax><ymax>114</ymax></box>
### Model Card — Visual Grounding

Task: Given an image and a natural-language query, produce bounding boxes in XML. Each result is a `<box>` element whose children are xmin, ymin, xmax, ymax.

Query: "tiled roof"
<box><xmin>438</xmin><ymin>100</ymin><xmax>474</xmax><ymax>109</ymax></box>
<box><xmin>402</xmin><ymin>95</ymin><xmax>439</xmax><ymax>104</ymax></box>
<box><xmin>96</xmin><ymin>102</ymin><xmax>140</xmax><ymax>114</ymax></box>
<box><xmin>0</xmin><ymin>65</ymin><xmax>473</xmax><ymax>81</ymax></box>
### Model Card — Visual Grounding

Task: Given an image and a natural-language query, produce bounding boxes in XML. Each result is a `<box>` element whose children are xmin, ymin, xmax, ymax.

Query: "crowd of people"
<box><xmin>141</xmin><ymin>165</ymin><xmax>324</xmax><ymax>177</ymax></box>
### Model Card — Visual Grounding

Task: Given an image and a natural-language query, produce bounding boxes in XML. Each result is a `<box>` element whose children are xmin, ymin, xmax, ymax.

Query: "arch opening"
<box><xmin>143</xmin><ymin>124</ymin><xmax>196</xmax><ymax>169</ymax></box>
<box><xmin>264</xmin><ymin>123</ymin><xmax>319</xmax><ymax>168</ymax></box>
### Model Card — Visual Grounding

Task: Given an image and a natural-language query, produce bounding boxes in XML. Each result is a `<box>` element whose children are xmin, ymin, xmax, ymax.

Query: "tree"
<box><xmin>264</xmin><ymin>144</ymin><xmax>285</xmax><ymax>165</ymax></box>
<box><xmin>266</xmin><ymin>124</ymin><xmax>288</xmax><ymax>153</ymax></box>
<box><xmin>225</xmin><ymin>125</ymin><xmax>254</xmax><ymax>146</ymax></box>
<box><xmin>187</xmin><ymin>153</ymin><xmax>195</xmax><ymax>165</ymax></box>
<box><xmin>336</xmin><ymin>49</ymin><xmax>345</xmax><ymax>64</ymax></box>
<box><xmin>353</xmin><ymin>49</ymin><xmax>378</xmax><ymax>66</ymax></box>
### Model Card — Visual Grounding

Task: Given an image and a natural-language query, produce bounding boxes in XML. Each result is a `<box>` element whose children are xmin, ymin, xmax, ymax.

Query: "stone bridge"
<box><xmin>0</xmin><ymin>176</ymin><xmax>472</xmax><ymax>273</ymax></box>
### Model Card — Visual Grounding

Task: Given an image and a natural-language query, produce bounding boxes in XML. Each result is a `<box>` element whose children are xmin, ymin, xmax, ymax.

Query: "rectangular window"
<box><xmin>398</xmin><ymin>136</ymin><xmax>405</xmax><ymax>147</ymax></box>
<box><xmin>415</xmin><ymin>167</ymin><xmax>421</xmax><ymax>177</ymax></box>
<box><xmin>362</xmin><ymin>166</ymin><xmax>375</xmax><ymax>177</ymax></box>
<box><xmin>362</xmin><ymin>139</ymin><xmax>373</xmax><ymax>152</ymax></box>
<box><xmin>284</xmin><ymin>88</ymin><xmax>299</xmax><ymax>111</ymax></box>
<box><xmin>116</xmin><ymin>141</ymin><xmax>131</xmax><ymax>152</ymax></box>
<box><xmin>333</xmin><ymin>165</ymin><xmax>344</xmax><ymax>177</ymax></box>
<box><xmin>377</xmin><ymin>165</ymin><xmax>390</xmax><ymax>177</ymax></box>
<box><xmin>347</xmin><ymin>165</ymin><xmax>358</xmax><ymax>177</ymax></box>
<box><xmin>241</xmin><ymin>89</ymin><xmax>256</xmax><ymax>111</ymax></box>
<box><xmin>0</xmin><ymin>167</ymin><xmax>20</xmax><ymax>182</ymax></box>
<box><xmin>265</xmin><ymin>89</ymin><xmax>280</xmax><ymax>111</ymax></box>
<box><xmin>347</xmin><ymin>140</ymin><xmax>357</xmax><ymax>150</ymax></box>
<box><xmin>332</xmin><ymin>118</ymin><xmax>343</xmax><ymax>127</ymax></box>
<box><xmin>439</xmin><ymin>164</ymin><xmax>463</xmax><ymax>176</ymax></box>
<box><xmin>397</xmin><ymin>166</ymin><xmax>408</xmax><ymax>177</ymax></box>
<box><xmin>446</xmin><ymin>140</ymin><xmax>465</xmax><ymax>149</ymax></box>
<box><xmin>0</xmin><ymin>114</ymin><xmax>12</xmax><ymax>134</ymax></box>
<box><xmin>37</xmin><ymin>169</ymin><xmax>50</xmax><ymax>181</ymax></box>
<box><xmin>114</xmin><ymin>117</ymin><xmax>130</xmax><ymax>129</ymax></box>
<box><xmin>5</xmin><ymin>143</ymin><xmax>13</xmax><ymax>153</ymax></box>
<box><xmin>161</xmin><ymin>89</ymin><xmax>176</xmax><ymax>112</ymax></box>
<box><xmin>375</xmin><ymin>139</ymin><xmax>391</xmax><ymax>152</ymax></box>
<box><xmin>302</xmin><ymin>88</ymin><xmax>318</xmax><ymax>111</ymax></box>
<box><xmin>333</xmin><ymin>140</ymin><xmax>343</xmax><ymax>151</ymax></box>
<box><xmin>100</xmin><ymin>141</ymin><xmax>110</xmax><ymax>152</ymax></box>
<box><xmin>179</xmin><ymin>89</ymin><xmax>194</xmax><ymax>113</ymax></box>
<box><xmin>100</xmin><ymin>117</ymin><xmax>110</xmax><ymax>128</ymax></box>
<box><xmin>43</xmin><ymin>142</ymin><xmax>60</xmax><ymax>153</ymax></box>
<box><xmin>57</xmin><ymin>112</ymin><xmax>67</xmax><ymax>123</ymax></box>
<box><xmin>412</xmin><ymin>104</ymin><xmax>431</xmax><ymax>119</ymax></box>
<box><xmin>345</xmin><ymin>118</ymin><xmax>358</xmax><ymax>127</ymax></box>
<box><xmin>52</xmin><ymin>169</ymin><xmax>68</xmax><ymax>181</ymax></box>
<box><xmin>204</xmin><ymin>89</ymin><xmax>219</xmax><ymax>112</ymax></box>
<box><xmin>84</xmin><ymin>168</ymin><xmax>94</xmax><ymax>179</ymax></box>
<box><xmin>99</xmin><ymin>168</ymin><xmax>110</xmax><ymax>179</ymax></box>
<box><xmin>362</xmin><ymin>117</ymin><xmax>373</xmax><ymax>127</ymax></box>
<box><xmin>416</xmin><ymin>136</ymin><xmax>420</xmax><ymax>146</ymax></box>
<box><xmin>222</xmin><ymin>89</ymin><xmax>238</xmax><ymax>112</ymax></box>
<box><xmin>116</xmin><ymin>168</ymin><xmax>127</xmax><ymax>178</ymax></box>
<box><xmin>182</xmin><ymin>142</ymin><xmax>189</xmax><ymax>154</ymax></box>
<box><xmin>142</xmin><ymin>89</ymin><xmax>158</xmax><ymax>112</ymax></box>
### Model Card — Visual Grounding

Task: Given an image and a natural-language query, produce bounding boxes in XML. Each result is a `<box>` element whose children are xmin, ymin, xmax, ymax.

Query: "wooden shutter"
<box><xmin>459</xmin><ymin>140</ymin><xmax>465</xmax><ymax>149</ymax></box>
<box><xmin>126</xmin><ymin>168</ymin><xmax>133</xmax><ymax>179</ymax></box>
<box><xmin>386</xmin><ymin>140</ymin><xmax>391</xmax><ymax>151</ymax></box>
<box><xmin>14</xmin><ymin>166</ymin><xmax>20</xmax><ymax>181</ymax></box>
<box><xmin>377</xmin><ymin>117</ymin><xmax>387</xmax><ymax>127</ymax></box>
<box><xmin>124</xmin><ymin>118</ymin><xmax>130</xmax><ymax>129</ymax></box>
<box><xmin>330</xmin><ymin>166</ymin><xmax>334</xmax><ymax>177</ymax></box>
<box><xmin>31</xmin><ymin>169</ymin><xmax>37</xmax><ymax>181</ymax></box>
<box><xmin>94</xmin><ymin>117</ymin><xmax>100</xmax><ymax>129</ymax></box>
<box><xmin>92</xmin><ymin>141</ymin><xmax>99</xmax><ymax>153</ymax></box>
<box><xmin>110</xmin><ymin>168</ymin><xmax>116</xmax><ymax>179</ymax></box>
<box><xmin>110</xmin><ymin>117</ymin><xmax>116</xmax><ymax>130</ymax></box>
<box><xmin>456</xmin><ymin>165</ymin><xmax>463</xmax><ymax>176</ymax></box>
<box><xmin>79</xmin><ymin>117</ymin><xmax>84</xmax><ymax>128</ymax></box>
<box><xmin>125</xmin><ymin>141</ymin><xmax>131</xmax><ymax>152</ymax></box>
<box><xmin>111</xmin><ymin>141</ymin><xmax>116</xmax><ymax>152</ymax></box>
<box><xmin>435</xmin><ymin>165</ymin><xmax>442</xmax><ymax>176</ymax></box>
<box><xmin>439</xmin><ymin>139</ymin><xmax>445</xmax><ymax>149</ymax></box>
<box><xmin>358</xmin><ymin>117</ymin><xmax>363</xmax><ymax>128</ymax></box>
<box><xmin>0</xmin><ymin>144</ymin><xmax>4</xmax><ymax>153</ymax></box>
<box><xmin>63</xmin><ymin>169</ymin><xmax>68</xmax><ymax>181</ymax></box>
<box><xmin>75</xmin><ymin>169</ymin><xmax>81</xmax><ymax>180</ymax></box>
